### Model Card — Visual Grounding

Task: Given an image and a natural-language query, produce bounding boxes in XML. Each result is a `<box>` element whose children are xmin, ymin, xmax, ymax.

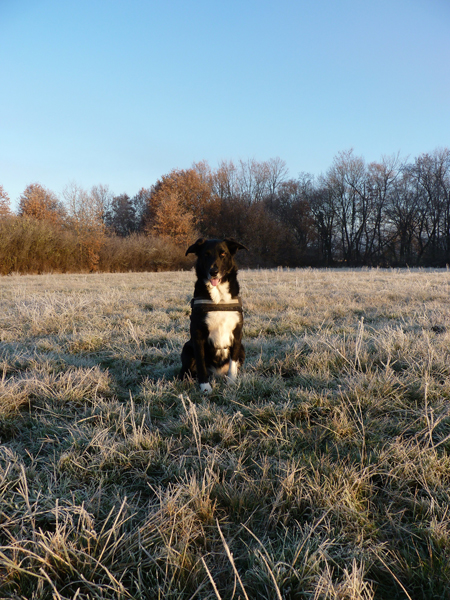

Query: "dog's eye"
<box><xmin>220</xmin><ymin>252</ymin><xmax>226</xmax><ymax>257</ymax></box>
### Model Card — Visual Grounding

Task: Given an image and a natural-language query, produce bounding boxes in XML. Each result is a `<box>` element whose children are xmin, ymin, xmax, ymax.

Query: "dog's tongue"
<box><xmin>211</xmin><ymin>278</ymin><xmax>220</xmax><ymax>286</ymax></box>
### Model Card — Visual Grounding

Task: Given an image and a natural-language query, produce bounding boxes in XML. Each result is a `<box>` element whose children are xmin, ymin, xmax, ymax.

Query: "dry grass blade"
<box><xmin>216</xmin><ymin>520</ymin><xmax>250</xmax><ymax>600</ymax></box>
<box><xmin>201</xmin><ymin>557</ymin><xmax>223</xmax><ymax>600</ymax></box>
<box><xmin>258</xmin><ymin>553</ymin><xmax>283</xmax><ymax>600</ymax></box>
<box><xmin>179</xmin><ymin>393</ymin><xmax>202</xmax><ymax>461</ymax></box>
<box><xmin>375</xmin><ymin>552</ymin><xmax>413</xmax><ymax>600</ymax></box>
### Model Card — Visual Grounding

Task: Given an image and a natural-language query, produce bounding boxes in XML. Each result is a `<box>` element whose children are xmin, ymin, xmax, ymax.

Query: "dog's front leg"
<box><xmin>227</xmin><ymin>323</ymin><xmax>244</xmax><ymax>384</ymax></box>
<box><xmin>227</xmin><ymin>359</ymin><xmax>238</xmax><ymax>382</ymax></box>
<box><xmin>193</xmin><ymin>337</ymin><xmax>212</xmax><ymax>394</ymax></box>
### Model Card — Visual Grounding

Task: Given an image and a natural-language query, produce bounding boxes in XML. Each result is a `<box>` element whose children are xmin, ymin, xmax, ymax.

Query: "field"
<box><xmin>1</xmin><ymin>268</ymin><xmax>450</xmax><ymax>599</ymax></box>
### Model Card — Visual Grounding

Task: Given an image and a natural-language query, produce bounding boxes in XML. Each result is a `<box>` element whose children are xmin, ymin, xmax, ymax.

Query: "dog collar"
<box><xmin>191</xmin><ymin>297</ymin><xmax>243</xmax><ymax>313</ymax></box>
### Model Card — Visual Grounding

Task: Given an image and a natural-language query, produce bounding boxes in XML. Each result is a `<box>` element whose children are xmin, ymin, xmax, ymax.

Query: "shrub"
<box><xmin>0</xmin><ymin>216</ymin><xmax>78</xmax><ymax>274</ymax></box>
<box><xmin>98</xmin><ymin>233</ymin><xmax>192</xmax><ymax>272</ymax></box>
<box><xmin>0</xmin><ymin>216</ymin><xmax>191</xmax><ymax>275</ymax></box>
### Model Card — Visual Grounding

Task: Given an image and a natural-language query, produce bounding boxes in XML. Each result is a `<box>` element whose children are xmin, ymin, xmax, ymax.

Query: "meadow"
<box><xmin>1</xmin><ymin>267</ymin><xmax>450</xmax><ymax>599</ymax></box>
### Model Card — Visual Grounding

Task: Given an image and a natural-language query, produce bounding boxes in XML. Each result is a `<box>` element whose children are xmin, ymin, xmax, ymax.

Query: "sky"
<box><xmin>1</xmin><ymin>0</ymin><xmax>450</xmax><ymax>209</ymax></box>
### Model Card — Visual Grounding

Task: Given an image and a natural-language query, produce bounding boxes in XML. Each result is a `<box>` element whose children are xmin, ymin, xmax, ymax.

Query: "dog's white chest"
<box><xmin>206</xmin><ymin>311</ymin><xmax>240</xmax><ymax>350</ymax></box>
<box><xmin>204</xmin><ymin>280</ymin><xmax>240</xmax><ymax>354</ymax></box>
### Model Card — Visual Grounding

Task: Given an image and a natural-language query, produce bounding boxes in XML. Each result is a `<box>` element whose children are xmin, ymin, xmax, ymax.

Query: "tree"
<box><xmin>144</xmin><ymin>168</ymin><xmax>220</xmax><ymax>242</ymax></box>
<box><xmin>131</xmin><ymin>188</ymin><xmax>152</xmax><ymax>232</ymax></box>
<box><xmin>63</xmin><ymin>183</ymin><xmax>106</xmax><ymax>271</ymax></box>
<box><xmin>363</xmin><ymin>154</ymin><xmax>401</xmax><ymax>264</ymax></box>
<box><xmin>152</xmin><ymin>190</ymin><xmax>197</xmax><ymax>245</ymax></box>
<box><xmin>105</xmin><ymin>194</ymin><xmax>137</xmax><ymax>236</ymax></box>
<box><xmin>212</xmin><ymin>158</ymin><xmax>288</xmax><ymax>207</ymax></box>
<box><xmin>407</xmin><ymin>148</ymin><xmax>450</xmax><ymax>264</ymax></box>
<box><xmin>266</xmin><ymin>157</ymin><xmax>289</xmax><ymax>202</ymax></box>
<box><xmin>267</xmin><ymin>176</ymin><xmax>316</xmax><ymax>264</ymax></box>
<box><xmin>238</xmin><ymin>158</ymin><xmax>271</xmax><ymax>205</ymax></box>
<box><xmin>0</xmin><ymin>185</ymin><xmax>11</xmax><ymax>218</ymax></box>
<box><xmin>18</xmin><ymin>183</ymin><xmax>65</xmax><ymax>224</ymax></box>
<box><xmin>91</xmin><ymin>184</ymin><xmax>114</xmax><ymax>224</ymax></box>
<box><xmin>385</xmin><ymin>169</ymin><xmax>420</xmax><ymax>265</ymax></box>
<box><xmin>309</xmin><ymin>184</ymin><xmax>336</xmax><ymax>266</ymax></box>
<box><xmin>211</xmin><ymin>160</ymin><xmax>240</xmax><ymax>202</ymax></box>
<box><xmin>323</xmin><ymin>150</ymin><xmax>368</xmax><ymax>264</ymax></box>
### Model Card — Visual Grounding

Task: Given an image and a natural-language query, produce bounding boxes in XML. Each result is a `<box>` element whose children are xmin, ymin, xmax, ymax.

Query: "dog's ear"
<box><xmin>224</xmin><ymin>239</ymin><xmax>248</xmax><ymax>255</ymax></box>
<box><xmin>185</xmin><ymin>238</ymin><xmax>207</xmax><ymax>256</ymax></box>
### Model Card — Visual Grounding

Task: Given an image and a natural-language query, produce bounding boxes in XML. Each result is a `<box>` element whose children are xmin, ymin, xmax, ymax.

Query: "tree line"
<box><xmin>1</xmin><ymin>147</ymin><xmax>450</xmax><ymax>274</ymax></box>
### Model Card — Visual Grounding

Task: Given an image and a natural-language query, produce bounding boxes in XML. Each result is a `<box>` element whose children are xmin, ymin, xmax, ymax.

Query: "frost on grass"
<box><xmin>1</xmin><ymin>269</ymin><xmax>450</xmax><ymax>599</ymax></box>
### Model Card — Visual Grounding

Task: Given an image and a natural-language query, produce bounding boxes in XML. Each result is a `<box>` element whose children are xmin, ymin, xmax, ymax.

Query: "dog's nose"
<box><xmin>210</xmin><ymin>266</ymin><xmax>219</xmax><ymax>276</ymax></box>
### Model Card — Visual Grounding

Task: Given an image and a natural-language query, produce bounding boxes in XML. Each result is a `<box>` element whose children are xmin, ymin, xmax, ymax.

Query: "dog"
<box><xmin>180</xmin><ymin>238</ymin><xmax>248</xmax><ymax>393</ymax></box>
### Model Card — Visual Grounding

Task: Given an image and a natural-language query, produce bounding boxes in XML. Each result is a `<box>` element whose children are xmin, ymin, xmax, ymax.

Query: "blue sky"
<box><xmin>1</xmin><ymin>0</ymin><xmax>449</xmax><ymax>209</ymax></box>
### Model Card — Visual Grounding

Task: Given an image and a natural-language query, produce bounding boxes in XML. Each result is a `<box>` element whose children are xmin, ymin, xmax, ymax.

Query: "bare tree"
<box><xmin>91</xmin><ymin>184</ymin><xmax>114</xmax><ymax>223</ymax></box>
<box><xmin>266</xmin><ymin>157</ymin><xmax>289</xmax><ymax>201</ymax></box>
<box><xmin>407</xmin><ymin>148</ymin><xmax>450</xmax><ymax>264</ymax></box>
<box><xmin>63</xmin><ymin>182</ymin><xmax>106</xmax><ymax>271</ymax></box>
<box><xmin>211</xmin><ymin>160</ymin><xmax>240</xmax><ymax>201</ymax></box>
<box><xmin>211</xmin><ymin>157</ymin><xmax>288</xmax><ymax>207</ymax></box>
<box><xmin>323</xmin><ymin>150</ymin><xmax>369</xmax><ymax>264</ymax></box>
<box><xmin>364</xmin><ymin>154</ymin><xmax>402</xmax><ymax>263</ymax></box>
<box><xmin>236</xmin><ymin>158</ymin><xmax>278</xmax><ymax>205</ymax></box>
<box><xmin>385</xmin><ymin>168</ymin><xmax>420</xmax><ymax>264</ymax></box>
<box><xmin>309</xmin><ymin>182</ymin><xmax>336</xmax><ymax>265</ymax></box>
<box><xmin>267</xmin><ymin>175</ymin><xmax>316</xmax><ymax>263</ymax></box>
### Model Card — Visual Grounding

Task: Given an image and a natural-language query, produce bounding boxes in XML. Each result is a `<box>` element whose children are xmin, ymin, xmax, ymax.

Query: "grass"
<box><xmin>1</xmin><ymin>267</ymin><xmax>450</xmax><ymax>599</ymax></box>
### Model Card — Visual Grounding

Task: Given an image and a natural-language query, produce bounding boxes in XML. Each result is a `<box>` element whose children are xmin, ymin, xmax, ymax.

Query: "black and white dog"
<box><xmin>180</xmin><ymin>238</ymin><xmax>248</xmax><ymax>393</ymax></box>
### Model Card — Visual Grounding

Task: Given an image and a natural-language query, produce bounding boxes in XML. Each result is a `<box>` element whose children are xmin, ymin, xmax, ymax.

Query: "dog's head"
<box><xmin>186</xmin><ymin>238</ymin><xmax>248</xmax><ymax>286</ymax></box>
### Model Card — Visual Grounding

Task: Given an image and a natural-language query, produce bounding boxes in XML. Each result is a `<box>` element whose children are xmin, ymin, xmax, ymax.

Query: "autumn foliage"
<box><xmin>2</xmin><ymin>148</ymin><xmax>450</xmax><ymax>274</ymax></box>
<box><xmin>18</xmin><ymin>183</ymin><xmax>65</xmax><ymax>225</ymax></box>
<box><xmin>0</xmin><ymin>185</ymin><xmax>12</xmax><ymax>218</ymax></box>
<box><xmin>145</xmin><ymin>167</ymin><xmax>220</xmax><ymax>244</ymax></box>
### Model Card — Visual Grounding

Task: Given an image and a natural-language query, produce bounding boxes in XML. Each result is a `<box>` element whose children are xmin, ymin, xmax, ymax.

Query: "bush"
<box><xmin>0</xmin><ymin>216</ymin><xmax>79</xmax><ymax>274</ymax></box>
<box><xmin>98</xmin><ymin>233</ymin><xmax>192</xmax><ymax>272</ymax></box>
<box><xmin>0</xmin><ymin>216</ymin><xmax>191</xmax><ymax>275</ymax></box>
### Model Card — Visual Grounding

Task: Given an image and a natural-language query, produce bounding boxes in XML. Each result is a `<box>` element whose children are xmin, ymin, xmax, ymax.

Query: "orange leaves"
<box><xmin>18</xmin><ymin>183</ymin><xmax>65</xmax><ymax>225</ymax></box>
<box><xmin>152</xmin><ymin>190</ymin><xmax>198</xmax><ymax>246</ymax></box>
<box><xmin>146</xmin><ymin>167</ymin><xmax>220</xmax><ymax>244</ymax></box>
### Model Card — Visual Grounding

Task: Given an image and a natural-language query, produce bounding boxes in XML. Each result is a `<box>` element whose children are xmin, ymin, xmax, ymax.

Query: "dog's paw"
<box><xmin>200</xmin><ymin>382</ymin><xmax>213</xmax><ymax>394</ymax></box>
